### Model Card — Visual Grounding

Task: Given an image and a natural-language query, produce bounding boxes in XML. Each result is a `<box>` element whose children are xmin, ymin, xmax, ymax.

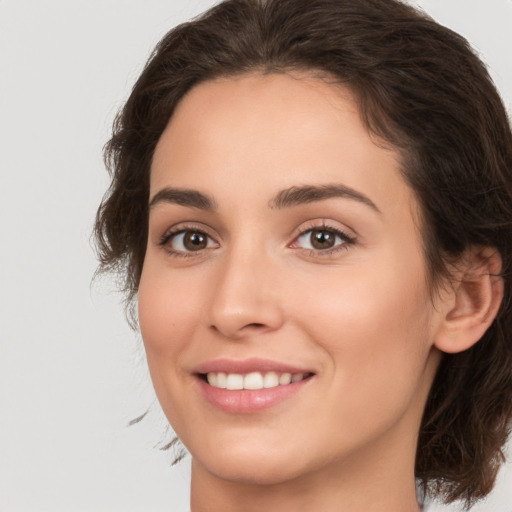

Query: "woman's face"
<box><xmin>138</xmin><ymin>73</ymin><xmax>444</xmax><ymax>485</ymax></box>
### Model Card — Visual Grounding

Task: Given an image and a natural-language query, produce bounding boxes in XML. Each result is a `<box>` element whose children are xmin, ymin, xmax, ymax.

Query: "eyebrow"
<box><xmin>149</xmin><ymin>188</ymin><xmax>217</xmax><ymax>211</ymax></box>
<box><xmin>149</xmin><ymin>183</ymin><xmax>380</xmax><ymax>214</ymax></box>
<box><xmin>268</xmin><ymin>184</ymin><xmax>381</xmax><ymax>213</ymax></box>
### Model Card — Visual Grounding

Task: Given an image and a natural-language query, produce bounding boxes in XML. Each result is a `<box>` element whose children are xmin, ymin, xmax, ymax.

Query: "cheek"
<box><xmin>294</xmin><ymin>254</ymin><xmax>431</xmax><ymax>344</ymax></box>
<box><xmin>138</xmin><ymin>260</ymin><xmax>204</xmax><ymax>368</ymax></box>
<box><xmin>290</xmin><ymin>253</ymin><xmax>435</xmax><ymax>423</ymax></box>
<box><xmin>137</xmin><ymin>260</ymin><xmax>211</xmax><ymax>432</ymax></box>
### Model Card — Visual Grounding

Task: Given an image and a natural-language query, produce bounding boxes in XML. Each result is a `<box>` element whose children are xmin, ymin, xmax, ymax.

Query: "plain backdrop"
<box><xmin>1</xmin><ymin>1</ymin><xmax>511</xmax><ymax>511</ymax></box>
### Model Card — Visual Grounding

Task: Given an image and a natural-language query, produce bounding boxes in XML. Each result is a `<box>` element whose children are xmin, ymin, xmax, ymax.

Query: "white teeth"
<box><xmin>205</xmin><ymin>371</ymin><xmax>308</xmax><ymax>390</ymax></box>
<box><xmin>263</xmin><ymin>371</ymin><xmax>279</xmax><ymax>388</ymax></box>
<box><xmin>279</xmin><ymin>372</ymin><xmax>292</xmax><ymax>385</ymax></box>
<box><xmin>207</xmin><ymin>372</ymin><xmax>227</xmax><ymax>388</ymax></box>
<box><xmin>217</xmin><ymin>372</ymin><xmax>227</xmax><ymax>388</ymax></box>
<box><xmin>226</xmin><ymin>373</ymin><xmax>244</xmax><ymax>390</ymax></box>
<box><xmin>244</xmin><ymin>372</ymin><xmax>264</xmax><ymax>390</ymax></box>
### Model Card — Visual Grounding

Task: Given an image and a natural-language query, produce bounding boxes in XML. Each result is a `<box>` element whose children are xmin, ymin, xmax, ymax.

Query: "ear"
<box><xmin>433</xmin><ymin>246</ymin><xmax>504</xmax><ymax>354</ymax></box>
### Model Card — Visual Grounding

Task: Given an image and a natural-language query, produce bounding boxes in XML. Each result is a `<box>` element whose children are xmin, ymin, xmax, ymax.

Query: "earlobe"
<box><xmin>434</xmin><ymin>247</ymin><xmax>504</xmax><ymax>354</ymax></box>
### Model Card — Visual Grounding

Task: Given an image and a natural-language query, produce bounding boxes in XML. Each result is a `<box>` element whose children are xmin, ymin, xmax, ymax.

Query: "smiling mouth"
<box><xmin>199</xmin><ymin>371</ymin><xmax>314</xmax><ymax>390</ymax></box>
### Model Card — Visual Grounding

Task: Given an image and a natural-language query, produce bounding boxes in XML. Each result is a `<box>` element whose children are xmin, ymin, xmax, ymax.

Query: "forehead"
<box><xmin>150</xmin><ymin>72</ymin><xmax>417</xmax><ymax>222</ymax></box>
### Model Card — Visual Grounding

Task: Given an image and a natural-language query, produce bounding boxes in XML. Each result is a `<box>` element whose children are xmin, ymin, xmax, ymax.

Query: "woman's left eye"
<box><xmin>292</xmin><ymin>227</ymin><xmax>354</xmax><ymax>253</ymax></box>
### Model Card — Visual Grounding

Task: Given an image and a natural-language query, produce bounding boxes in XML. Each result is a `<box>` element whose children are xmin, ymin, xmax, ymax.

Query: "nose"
<box><xmin>207</xmin><ymin>246</ymin><xmax>285</xmax><ymax>340</ymax></box>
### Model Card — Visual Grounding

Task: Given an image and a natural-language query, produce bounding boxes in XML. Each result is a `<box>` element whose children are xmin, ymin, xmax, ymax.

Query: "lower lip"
<box><xmin>196</xmin><ymin>376</ymin><xmax>313</xmax><ymax>414</ymax></box>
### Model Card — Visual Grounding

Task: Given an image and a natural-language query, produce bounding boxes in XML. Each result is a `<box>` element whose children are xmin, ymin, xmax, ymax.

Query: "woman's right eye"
<box><xmin>160</xmin><ymin>229</ymin><xmax>218</xmax><ymax>256</ymax></box>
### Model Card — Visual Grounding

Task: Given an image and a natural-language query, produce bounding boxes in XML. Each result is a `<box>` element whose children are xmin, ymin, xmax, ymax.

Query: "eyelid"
<box><xmin>290</xmin><ymin>219</ymin><xmax>356</xmax><ymax>241</ymax></box>
<box><xmin>160</xmin><ymin>222</ymin><xmax>211</xmax><ymax>241</ymax></box>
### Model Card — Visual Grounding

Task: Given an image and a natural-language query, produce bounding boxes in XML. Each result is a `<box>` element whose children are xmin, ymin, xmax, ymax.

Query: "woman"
<box><xmin>95</xmin><ymin>0</ymin><xmax>512</xmax><ymax>510</ymax></box>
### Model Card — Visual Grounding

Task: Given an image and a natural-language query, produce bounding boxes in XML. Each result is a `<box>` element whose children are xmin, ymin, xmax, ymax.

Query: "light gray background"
<box><xmin>1</xmin><ymin>1</ymin><xmax>511</xmax><ymax>511</ymax></box>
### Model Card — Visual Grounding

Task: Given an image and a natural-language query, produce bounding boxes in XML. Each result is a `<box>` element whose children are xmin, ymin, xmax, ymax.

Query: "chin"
<box><xmin>201</xmin><ymin>455</ymin><xmax>308</xmax><ymax>487</ymax></box>
<box><xmin>189</xmin><ymin>433</ymin><xmax>312</xmax><ymax>486</ymax></box>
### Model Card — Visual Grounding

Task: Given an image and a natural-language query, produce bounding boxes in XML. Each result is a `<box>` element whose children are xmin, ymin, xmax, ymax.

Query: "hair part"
<box><xmin>94</xmin><ymin>0</ymin><xmax>512</xmax><ymax>506</ymax></box>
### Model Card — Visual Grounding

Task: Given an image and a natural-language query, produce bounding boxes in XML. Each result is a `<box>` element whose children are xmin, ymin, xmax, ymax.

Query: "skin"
<box><xmin>137</xmin><ymin>73</ymin><xmax>500</xmax><ymax>511</ymax></box>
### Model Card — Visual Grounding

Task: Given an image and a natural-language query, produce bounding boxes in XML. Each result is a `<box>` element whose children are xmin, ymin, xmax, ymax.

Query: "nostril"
<box><xmin>247</xmin><ymin>323</ymin><xmax>265</xmax><ymax>328</ymax></box>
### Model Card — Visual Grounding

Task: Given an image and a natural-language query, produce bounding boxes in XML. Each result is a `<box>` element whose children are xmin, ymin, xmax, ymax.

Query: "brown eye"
<box><xmin>293</xmin><ymin>225</ymin><xmax>354</xmax><ymax>254</ymax></box>
<box><xmin>183</xmin><ymin>231</ymin><xmax>207</xmax><ymax>251</ymax></box>
<box><xmin>163</xmin><ymin>229</ymin><xmax>217</xmax><ymax>254</ymax></box>
<box><xmin>310</xmin><ymin>229</ymin><xmax>336</xmax><ymax>249</ymax></box>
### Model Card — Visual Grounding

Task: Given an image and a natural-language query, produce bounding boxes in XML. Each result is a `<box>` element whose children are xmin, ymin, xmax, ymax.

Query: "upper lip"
<box><xmin>193</xmin><ymin>358</ymin><xmax>315</xmax><ymax>375</ymax></box>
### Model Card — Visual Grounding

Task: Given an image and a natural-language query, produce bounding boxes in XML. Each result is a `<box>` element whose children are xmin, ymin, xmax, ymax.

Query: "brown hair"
<box><xmin>95</xmin><ymin>0</ymin><xmax>512</xmax><ymax>506</ymax></box>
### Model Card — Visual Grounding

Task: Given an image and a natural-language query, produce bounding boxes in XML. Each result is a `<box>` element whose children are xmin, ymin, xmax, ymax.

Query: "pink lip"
<box><xmin>193</xmin><ymin>358</ymin><xmax>315</xmax><ymax>414</ymax></box>
<box><xmin>193</xmin><ymin>357</ymin><xmax>313</xmax><ymax>375</ymax></box>
<box><xmin>196</xmin><ymin>377</ymin><xmax>313</xmax><ymax>414</ymax></box>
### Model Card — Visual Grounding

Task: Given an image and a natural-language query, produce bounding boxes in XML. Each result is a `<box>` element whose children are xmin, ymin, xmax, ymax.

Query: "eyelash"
<box><xmin>159</xmin><ymin>222</ymin><xmax>356</xmax><ymax>259</ymax></box>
